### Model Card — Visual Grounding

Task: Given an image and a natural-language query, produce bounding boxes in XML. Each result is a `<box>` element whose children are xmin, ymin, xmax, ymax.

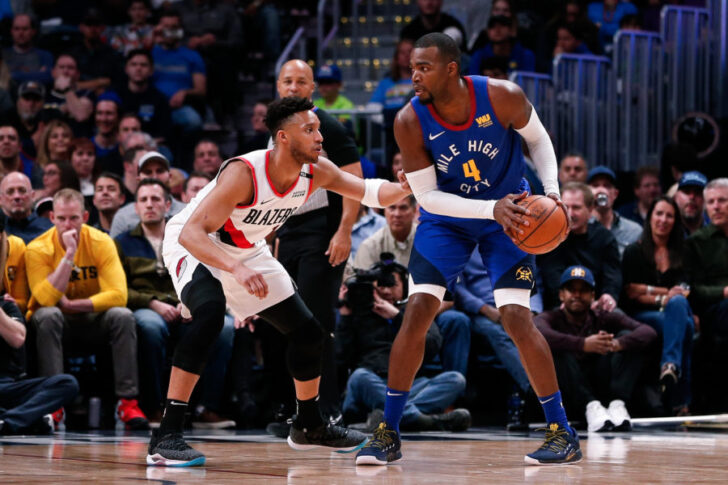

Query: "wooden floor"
<box><xmin>1</xmin><ymin>428</ymin><xmax>727</xmax><ymax>483</ymax></box>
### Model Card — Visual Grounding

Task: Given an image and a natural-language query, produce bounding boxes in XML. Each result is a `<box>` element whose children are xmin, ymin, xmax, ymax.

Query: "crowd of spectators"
<box><xmin>0</xmin><ymin>0</ymin><xmax>726</xmax><ymax>437</ymax></box>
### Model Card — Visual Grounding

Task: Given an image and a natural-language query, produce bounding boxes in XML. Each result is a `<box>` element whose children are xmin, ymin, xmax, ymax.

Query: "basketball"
<box><xmin>506</xmin><ymin>195</ymin><xmax>568</xmax><ymax>255</ymax></box>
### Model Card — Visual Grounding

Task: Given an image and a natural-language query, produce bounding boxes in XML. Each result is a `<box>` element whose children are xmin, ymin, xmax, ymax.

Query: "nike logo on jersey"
<box><xmin>260</xmin><ymin>198</ymin><xmax>275</xmax><ymax>205</ymax></box>
<box><xmin>429</xmin><ymin>131</ymin><xmax>446</xmax><ymax>140</ymax></box>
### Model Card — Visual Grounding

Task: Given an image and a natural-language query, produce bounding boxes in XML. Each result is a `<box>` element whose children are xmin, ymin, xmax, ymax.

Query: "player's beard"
<box><xmin>290</xmin><ymin>139</ymin><xmax>318</xmax><ymax>164</ymax></box>
<box><xmin>418</xmin><ymin>90</ymin><xmax>434</xmax><ymax>105</ymax></box>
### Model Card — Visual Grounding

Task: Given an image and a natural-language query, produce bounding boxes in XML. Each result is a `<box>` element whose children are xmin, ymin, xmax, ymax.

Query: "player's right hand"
<box><xmin>493</xmin><ymin>192</ymin><xmax>530</xmax><ymax>235</ymax></box>
<box><xmin>233</xmin><ymin>262</ymin><xmax>269</xmax><ymax>299</ymax></box>
<box><xmin>61</xmin><ymin>229</ymin><xmax>79</xmax><ymax>255</ymax></box>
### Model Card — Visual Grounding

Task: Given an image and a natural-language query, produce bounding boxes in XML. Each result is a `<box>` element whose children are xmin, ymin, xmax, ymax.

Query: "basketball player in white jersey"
<box><xmin>146</xmin><ymin>97</ymin><xmax>411</xmax><ymax>467</ymax></box>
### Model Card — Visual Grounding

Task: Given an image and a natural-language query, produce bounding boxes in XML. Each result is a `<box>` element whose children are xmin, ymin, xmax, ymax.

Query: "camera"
<box><xmin>341</xmin><ymin>253</ymin><xmax>408</xmax><ymax>316</ymax></box>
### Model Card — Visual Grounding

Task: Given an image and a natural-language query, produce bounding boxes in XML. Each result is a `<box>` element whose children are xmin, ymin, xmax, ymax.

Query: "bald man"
<box><xmin>266</xmin><ymin>60</ymin><xmax>363</xmax><ymax>431</ymax></box>
<box><xmin>0</xmin><ymin>172</ymin><xmax>52</xmax><ymax>243</ymax></box>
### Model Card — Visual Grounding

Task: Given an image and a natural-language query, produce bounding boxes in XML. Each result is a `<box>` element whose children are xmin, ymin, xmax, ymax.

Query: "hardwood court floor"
<box><xmin>1</xmin><ymin>428</ymin><xmax>727</xmax><ymax>484</ymax></box>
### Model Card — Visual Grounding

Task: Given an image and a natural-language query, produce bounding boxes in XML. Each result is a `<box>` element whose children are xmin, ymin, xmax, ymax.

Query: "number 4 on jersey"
<box><xmin>462</xmin><ymin>159</ymin><xmax>481</xmax><ymax>182</ymax></box>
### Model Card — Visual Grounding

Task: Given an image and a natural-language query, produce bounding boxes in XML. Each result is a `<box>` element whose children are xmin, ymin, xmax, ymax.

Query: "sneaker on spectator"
<box><xmin>33</xmin><ymin>414</ymin><xmax>55</xmax><ymax>435</ymax></box>
<box><xmin>51</xmin><ymin>408</ymin><xmax>65</xmax><ymax>431</ymax></box>
<box><xmin>351</xmin><ymin>409</ymin><xmax>385</xmax><ymax>433</ymax></box>
<box><xmin>192</xmin><ymin>408</ymin><xmax>236</xmax><ymax>429</ymax></box>
<box><xmin>586</xmin><ymin>400</ymin><xmax>614</xmax><ymax>433</ymax></box>
<box><xmin>607</xmin><ymin>400</ymin><xmax>632</xmax><ymax>431</ymax></box>
<box><xmin>660</xmin><ymin>362</ymin><xmax>679</xmax><ymax>391</ymax></box>
<box><xmin>117</xmin><ymin>398</ymin><xmax>150</xmax><ymax>430</ymax></box>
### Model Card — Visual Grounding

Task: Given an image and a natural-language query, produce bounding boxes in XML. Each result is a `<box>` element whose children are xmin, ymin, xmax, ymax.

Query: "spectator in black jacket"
<box><xmin>535</xmin><ymin>266</ymin><xmax>656</xmax><ymax>433</ymax></box>
<box><xmin>537</xmin><ymin>182</ymin><xmax>621</xmax><ymax>311</ymax></box>
<box><xmin>337</xmin><ymin>259</ymin><xmax>470</xmax><ymax>432</ymax></box>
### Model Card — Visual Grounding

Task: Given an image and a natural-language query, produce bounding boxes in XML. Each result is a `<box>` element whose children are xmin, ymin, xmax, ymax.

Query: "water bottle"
<box><xmin>88</xmin><ymin>397</ymin><xmax>101</xmax><ymax>429</ymax></box>
<box><xmin>595</xmin><ymin>193</ymin><xmax>609</xmax><ymax>208</ymax></box>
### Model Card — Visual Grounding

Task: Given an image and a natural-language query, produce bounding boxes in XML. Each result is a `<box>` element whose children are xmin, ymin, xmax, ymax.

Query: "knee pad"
<box><xmin>173</xmin><ymin>300</ymin><xmax>227</xmax><ymax>375</ymax></box>
<box><xmin>286</xmin><ymin>316</ymin><xmax>326</xmax><ymax>381</ymax></box>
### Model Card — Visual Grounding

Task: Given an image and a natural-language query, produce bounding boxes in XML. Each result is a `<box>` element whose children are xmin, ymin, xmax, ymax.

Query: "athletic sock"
<box><xmin>538</xmin><ymin>390</ymin><xmax>574</xmax><ymax>435</ymax></box>
<box><xmin>159</xmin><ymin>399</ymin><xmax>188</xmax><ymax>436</ymax></box>
<box><xmin>296</xmin><ymin>395</ymin><xmax>324</xmax><ymax>429</ymax></box>
<box><xmin>383</xmin><ymin>387</ymin><xmax>409</xmax><ymax>433</ymax></box>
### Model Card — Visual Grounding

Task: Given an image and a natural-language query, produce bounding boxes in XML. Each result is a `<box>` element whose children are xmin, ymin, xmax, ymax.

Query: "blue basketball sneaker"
<box><xmin>524</xmin><ymin>423</ymin><xmax>582</xmax><ymax>465</ymax></box>
<box><xmin>355</xmin><ymin>422</ymin><xmax>402</xmax><ymax>466</ymax></box>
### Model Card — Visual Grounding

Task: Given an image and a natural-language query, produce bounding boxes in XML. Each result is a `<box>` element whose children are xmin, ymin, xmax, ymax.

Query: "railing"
<box><xmin>660</xmin><ymin>6</ymin><xmax>711</xmax><ymax>128</ymax></box>
<box><xmin>508</xmin><ymin>71</ymin><xmax>555</xmax><ymax>133</ymax></box>
<box><xmin>611</xmin><ymin>30</ymin><xmax>663</xmax><ymax>171</ymax></box>
<box><xmin>552</xmin><ymin>54</ymin><xmax>613</xmax><ymax>168</ymax></box>
<box><xmin>317</xmin><ymin>0</ymin><xmax>341</xmax><ymax>69</ymax></box>
<box><xmin>708</xmin><ymin>0</ymin><xmax>728</xmax><ymax>118</ymax></box>
<box><xmin>274</xmin><ymin>26</ymin><xmax>307</xmax><ymax>77</ymax></box>
<box><xmin>326</xmin><ymin>106</ymin><xmax>387</xmax><ymax>165</ymax></box>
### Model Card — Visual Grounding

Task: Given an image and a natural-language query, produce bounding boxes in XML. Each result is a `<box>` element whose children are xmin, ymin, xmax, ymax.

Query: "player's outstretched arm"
<box><xmin>314</xmin><ymin>157</ymin><xmax>411</xmax><ymax>207</ymax></box>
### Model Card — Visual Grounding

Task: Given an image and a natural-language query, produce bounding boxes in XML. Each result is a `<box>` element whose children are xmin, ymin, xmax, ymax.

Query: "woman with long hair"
<box><xmin>69</xmin><ymin>137</ymin><xmax>98</xmax><ymax>197</ymax></box>
<box><xmin>622</xmin><ymin>196</ymin><xmax>694</xmax><ymax>414</ymax></box>
<box><xmin>35</xmin><ymin>160</ymin><xmax>81</xmax><ymax>202</ymax></box>
<box><xmin>36</xmin><ymin>120</ymin><xmax>73</xmax><ymax>167</ymax></box>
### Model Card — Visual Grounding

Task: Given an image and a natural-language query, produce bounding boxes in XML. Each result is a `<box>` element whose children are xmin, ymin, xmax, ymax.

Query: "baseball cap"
<box><xmin>315</xmin><ymin>64</ymin><xmax>342</xmax><ymax>83</ymax></box>
<box><xmin>34</xmin><ymin>197</ymin><xmax>54</xmax><ymax>216</ymax></box>
<box><xmin>587</xmin><ymin>166</ymin><xmax>617</xmax><ymax>184</ymax></box>
<box><xmin>678</xmin><ymin>171</ymin><xmax>707</xmax><ymax>190</ymax></box>
<box><xmin>559</xmin><ymin>265</ymin><xmax>596</xmax><ymax>289</ymax></box>
<box><xmin>137</xmin><ymin>151</ymin><xmax>170</xmax><ymax>173</ymax></box>
<box><xmin>18</xmin><ymin>80</ymin><xmax>46</xmax><ymax>99</ymax></box>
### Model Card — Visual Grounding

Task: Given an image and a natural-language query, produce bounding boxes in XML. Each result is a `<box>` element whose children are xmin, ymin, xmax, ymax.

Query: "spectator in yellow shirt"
<box><xmin>26</xmin><ymin>189</ymin><xmax>149</xmax><ymax>430</ymax></box>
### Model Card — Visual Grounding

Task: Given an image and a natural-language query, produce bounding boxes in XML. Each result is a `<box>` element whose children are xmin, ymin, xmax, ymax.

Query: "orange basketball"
<box><xmin>506</xmin><ymin>195</ymin><xmax>568</xmax><ymax>255</ymax></box>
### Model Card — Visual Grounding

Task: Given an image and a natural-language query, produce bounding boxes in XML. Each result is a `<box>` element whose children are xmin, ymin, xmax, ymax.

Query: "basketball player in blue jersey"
<box><xmin>356</xmin><ymin>33</ymin><xmax>581</xmax><ymax>466</ymax></box>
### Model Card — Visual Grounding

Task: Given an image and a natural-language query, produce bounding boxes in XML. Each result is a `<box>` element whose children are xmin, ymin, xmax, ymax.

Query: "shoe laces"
<box><xmin>536</xmin><ymin>423</ymin><xmax>571</xmax><ymax>453</ymax></box>
<box><xmin>365</xmin><ymin>422</ymin><xmax>396</xmax><ymax>450</ymax></box>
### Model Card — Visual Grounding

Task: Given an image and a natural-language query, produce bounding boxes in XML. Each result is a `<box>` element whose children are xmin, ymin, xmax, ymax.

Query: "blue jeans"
<box><xmin>135</xmin><ymin>309</ymin><xmax>234</xmax><ymax>412</ymax></box>
<box><xmin>0</xmin><ymin>374</ymin><xmax>78</xmax><ymax>431</ymax></box>
<box><xmin>342</xmin><ymin>367</ymin><xmax>466</xmax><ymax>425</ymax></box>
<box><xmin>435</xmin><ymin>309</ymin><xmax>471</xmax><ymax>375</ymax></box>
<box><xmin>171</xmin><ymin>106</ymin><xmax>202</xmax><ymax>132</ymax></box>
<box><xmin>471</xmin><ymin>314</ymin><xmax>531</xmax><ymax>393</ymax></box>
<box><xmin>634</xmin><ymin>295</ymin><xmax>694</xmax><ymax>405</ymax></box>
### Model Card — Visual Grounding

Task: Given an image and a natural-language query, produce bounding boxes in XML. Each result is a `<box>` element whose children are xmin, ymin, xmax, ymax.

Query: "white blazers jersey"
<box><xmin>169</xmin><ymin>149</ymin><xmax>314</xmax><ymax>248</ymax></box>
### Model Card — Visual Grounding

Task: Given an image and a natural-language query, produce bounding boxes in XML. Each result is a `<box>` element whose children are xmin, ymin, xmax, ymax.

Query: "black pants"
<box><xmin>0</xmin><ymin>374</ymin><xmax>78</xmax><ymax>432</ymax></box>
<box><xmin>277</xmin><ymin>220</ymin><xmax>345</xmax><ymax>417</ymax></box>
<box><xmin>553</xmin><ymin>349</ymin><xmax>644</xmax><ymax>420</ymax></box>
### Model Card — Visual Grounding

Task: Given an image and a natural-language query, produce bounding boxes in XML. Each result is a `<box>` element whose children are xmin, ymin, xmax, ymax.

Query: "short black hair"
<box><xmin>136</xmin><ymin>177</ymin><xmax>170</xmax><ymax>201</ymax></box>
<box><xmin>126</xmin><ymin>48</ymin><xmax>153</xmax><ymax>66</ymax></box>
<box><xmin>94</xmin><ymin>171</ymin><xmax>123</xmax><ymax>192</ymax></box>
<box><xmin>264</xmin><ymin>97</ymin><xmax>315</xmax><ymax>134</ymax></box>
<box><xmin>413</xmin><ymin>33</ymin><xmax>461</xmax><ymax>70</ymax></box>
<box><xmin>183</xmin><ymin>170</ymin><xmax>212</xmax><ymax>192</ymax></box>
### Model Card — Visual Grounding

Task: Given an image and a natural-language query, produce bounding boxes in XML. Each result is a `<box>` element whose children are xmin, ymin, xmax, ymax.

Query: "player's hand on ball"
<box><xmin>494</xmin><ymin>192</ymin><xmax>530</xmax><ymax>237</ymax></box>
<box><xmin>233</xmin><ymin>262</ymin><xmax>269</xmax><ymax>299</ymax></box>
<box><xmin>546</xmin><ymin>192</ymin><xmax>570</xmax><ymax>241</ymax></box>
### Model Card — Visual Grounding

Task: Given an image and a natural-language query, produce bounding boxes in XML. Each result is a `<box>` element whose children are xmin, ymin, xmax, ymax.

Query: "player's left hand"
<box><xmin>546</xmin><ymin>192</ymin><xmax>570</xmax><ymax>241</ymax></box>
<box><xmin>325</xmin><ymin>229</ymin><xmax>351</xmax><ymax>266</ymax></box>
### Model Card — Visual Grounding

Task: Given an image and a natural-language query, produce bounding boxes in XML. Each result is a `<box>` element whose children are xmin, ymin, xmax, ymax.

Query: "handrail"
<box><xmin>317</xmin><ymin>0</ymin><xmax>341</xmax><ymax>68</ymax></box>
<box><xmin>275</xmin><ymin>26</ymin><xmax>306</xmax><ymax>77</ymax></box>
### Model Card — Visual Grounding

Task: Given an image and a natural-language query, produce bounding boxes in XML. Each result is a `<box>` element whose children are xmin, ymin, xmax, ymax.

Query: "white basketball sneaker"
<box><xmin>586</xmin><ymin>400</ymin><xmax>614</xmax><ymax>433</ymax></box>
<box><xmin>607</xmin><ymin>400</ymin><xmax>632</xmax><ymax>431</ymax></box>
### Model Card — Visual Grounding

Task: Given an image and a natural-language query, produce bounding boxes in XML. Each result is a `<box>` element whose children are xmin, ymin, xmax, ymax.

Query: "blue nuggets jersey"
<box><xmin>408</xmin><ymin>76</ymin><xmax>535</xmax><ymax>295</ymax></box>
<box><xmin>411</xmin><ymin>76</ymin><xmax>526</xmax><ymax>224</ymax></box>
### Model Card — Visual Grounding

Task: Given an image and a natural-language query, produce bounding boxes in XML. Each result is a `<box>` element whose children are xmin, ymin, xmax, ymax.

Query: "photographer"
<box><xmin>337</xmin><ymin>255</ymin><xmax>470</xmax><ymax>432</ymax></box>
